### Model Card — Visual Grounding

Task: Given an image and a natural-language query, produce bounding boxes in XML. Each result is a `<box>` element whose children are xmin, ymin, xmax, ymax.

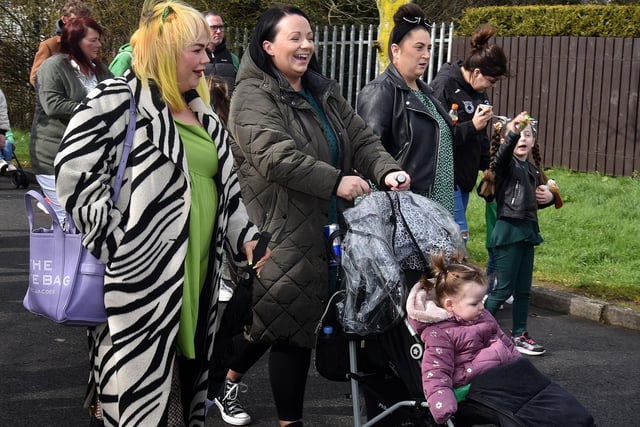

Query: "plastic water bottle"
<box><xmin>321</xmin><ymin>325</ymin><xmax>334</xmax><ymax>338</ymax></box>
<box><xmin>449</xmin><ymin>103</ymin><xmax>459</xmax><ymax>125</ymax></box>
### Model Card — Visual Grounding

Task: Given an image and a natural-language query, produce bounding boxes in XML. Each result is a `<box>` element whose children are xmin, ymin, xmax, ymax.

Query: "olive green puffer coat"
<box><xmin>229</xmin><ymin>53</ymin><xmax>401</xmax><ymax>348</ymax></box>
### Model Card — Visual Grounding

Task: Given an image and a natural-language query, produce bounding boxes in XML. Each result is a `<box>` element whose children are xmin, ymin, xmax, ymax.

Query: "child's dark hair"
<box><xmin>206</xmin><ymin>76</ymin><xmax>230</xmax><ymax>125</ymax></box>
<box><xmin>418</xmin><ymin>252</ymin><xmax>487</xmax><ymax>307</ymax></box>
<box><xmin>530</xmin><ymin>132</ymin><xmax>548</xmax><ymax>184</ymax></box>
<box><xmin>488</xmin><ymin>121</ymin><xmax>504</xmax><ymax>172</ymax></box>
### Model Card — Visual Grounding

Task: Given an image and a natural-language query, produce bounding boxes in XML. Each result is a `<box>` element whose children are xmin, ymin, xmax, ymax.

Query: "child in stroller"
<box><xmin>406</xmin><ymin>252</ymin><xmax>520</xmax><ymax>424</ymax></box>
<box><xmin>407</xmin><ymin>253</ymin><xmax>594</xmax><ymax>426</ymax></box>
<box><xmin>318</xmin><ymin>191</ymin><xmax>593</xmax><ymax>426</ymax></box>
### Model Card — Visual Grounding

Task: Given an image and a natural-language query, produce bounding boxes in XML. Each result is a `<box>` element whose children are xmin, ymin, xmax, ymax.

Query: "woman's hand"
<box><xmin>337</xmin><ymin>175</ymin><xmax>372</xmax><ymax>201</ymax></box>
<box><xmin>535</xmin><ymin>185</ymin><xmax>554</xmax><ymax>205</ymax></box>
<box><xmin>472</xmin><ymin>105</ymin><xmax>493</xmax><ymax>131</ymax></box>
<box><xmin>242</xmin><ymin>241</ymin><xmax>272</xmax><ymax>276</ymax></box>
<box><xmin>384</xmin><ymin>171</ymin><xmax>411</xmax><ymax>191</ymax></box>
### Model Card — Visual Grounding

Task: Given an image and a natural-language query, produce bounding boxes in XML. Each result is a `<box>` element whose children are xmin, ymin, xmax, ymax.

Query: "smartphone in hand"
<box><xmin>476</xmin><ymin>104</ymin><xmax>493</xmax><ymax>114</ymax></box>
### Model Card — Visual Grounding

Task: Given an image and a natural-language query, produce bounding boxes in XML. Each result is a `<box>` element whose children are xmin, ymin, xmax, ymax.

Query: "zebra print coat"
<box><xmin>55</xmin><ymin>74</ymin><xmax>258</xmax><ymax>426</ymax></box>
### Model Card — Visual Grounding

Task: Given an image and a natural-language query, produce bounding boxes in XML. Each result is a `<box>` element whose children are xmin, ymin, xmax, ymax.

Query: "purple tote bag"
<box><xmin>23</xmin><ymin>81</ymin><xmax>136</xmax><ymax>326</ymax></box>
<box><xmin>24</xmin><ymin>190</ymin><xmax>107</xmax><ymax>325</ymax></box>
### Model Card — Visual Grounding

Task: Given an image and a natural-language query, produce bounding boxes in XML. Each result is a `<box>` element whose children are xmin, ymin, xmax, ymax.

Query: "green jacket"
<box><xmin>229</xmin><ymin>52</ymin><xmax>401</xmax><ymax>348</ymax></box>
<box><xmin>108</xmin><ymin>43</ymin><xmax>133</xmax><ymax>77</ymax></box>
<box><xmin>30</xmin><ymin>54</ymin><xmax>111</xmax><ymax>174</ymax></box>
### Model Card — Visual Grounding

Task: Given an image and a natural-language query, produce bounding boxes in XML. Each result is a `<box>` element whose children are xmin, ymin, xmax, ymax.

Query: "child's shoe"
<box><xmin>512</xmin><ymin>331</ymin><xmax>546</xmax><ymax>356</ymax></box>
<box><xmin>0</xmin><ymin>159</ymin><xmax>8</xmax><ymax>173</ymax></box>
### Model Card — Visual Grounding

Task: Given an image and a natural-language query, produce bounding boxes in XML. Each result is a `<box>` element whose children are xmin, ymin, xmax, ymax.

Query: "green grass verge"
<box><xmin>467</xmin><ymin>168</ymin><xmax>640</xmax><ymax>309</ymax></box>
<box><xmin>12</xmin><ymin>130</ymin><xmax>31</xmax><ymax>166</ymax></box>
<box><xmin>12</xmin><ymin>129</ymin><xmax>640</xmax><ymax>308</ymax></box>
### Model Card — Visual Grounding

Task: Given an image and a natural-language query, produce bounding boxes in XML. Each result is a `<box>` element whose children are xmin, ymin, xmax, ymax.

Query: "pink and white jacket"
<box><xmin>406</xmin><ymin>283</ymin><xmax>520</xmax><ymax>424</ymax></box>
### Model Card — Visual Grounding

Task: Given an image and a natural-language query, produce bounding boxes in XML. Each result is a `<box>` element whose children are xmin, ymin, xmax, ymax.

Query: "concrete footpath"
<box><xmin>1</xmin><ymin>175</ymin><xmax>639</xmax><ymax>426</ymax></box>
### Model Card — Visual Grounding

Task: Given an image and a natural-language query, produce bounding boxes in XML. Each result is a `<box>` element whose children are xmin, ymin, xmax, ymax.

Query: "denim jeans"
<box><xmin>454</xmin><ymin>187</ymin><xmax>470</xmax><ymax>241</ymax></box>
<box><xmin>0</xmin><ymin>140</ymin><xmax>13</xmax><ymax>161</ymax></box>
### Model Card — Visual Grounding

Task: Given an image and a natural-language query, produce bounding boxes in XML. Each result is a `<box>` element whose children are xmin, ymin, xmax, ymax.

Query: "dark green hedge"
<box><xmin>457</xmin><ymin>5</ymin><xmax>640</xmax><ymax>37</ymax></box>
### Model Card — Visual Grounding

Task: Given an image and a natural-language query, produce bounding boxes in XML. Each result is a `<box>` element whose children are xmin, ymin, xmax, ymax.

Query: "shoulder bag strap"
<box><xmin>63</xmin><ymin>83</ymin><xmax>136</xmax><ymax>235</ymax></box>
<box><xmin>112</xmin><ymin>83</ymin><xmax>136</xmax><ymax>202</ymax></box>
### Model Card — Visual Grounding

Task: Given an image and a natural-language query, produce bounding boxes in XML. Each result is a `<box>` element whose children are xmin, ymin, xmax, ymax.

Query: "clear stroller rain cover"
<box><xmin>338</xmin><ymin>191</ymin><xmax>464</xmax><ymax>335</ymax></box>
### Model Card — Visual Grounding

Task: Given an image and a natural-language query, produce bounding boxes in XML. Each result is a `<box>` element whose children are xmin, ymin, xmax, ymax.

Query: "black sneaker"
<box><xmin>512</xmin><ymin>331</ymin><xmax>546</xmax><ymax>356</ymax></box>
<box><xmin>213</xmin><ymin>378</ymin><xmax>252</xmax><ymax>425</ymax></box>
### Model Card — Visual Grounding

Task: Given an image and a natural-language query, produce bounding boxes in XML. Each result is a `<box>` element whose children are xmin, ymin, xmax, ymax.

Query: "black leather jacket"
<box><xmin>494</xmin><ymin>130</ymin><xmax>553</xmax><ymax>222</ymax></box>
<box><xmin>357</xmin><ymin>64</ymin><xmax>453</xmax><ymax>195</ymax></box>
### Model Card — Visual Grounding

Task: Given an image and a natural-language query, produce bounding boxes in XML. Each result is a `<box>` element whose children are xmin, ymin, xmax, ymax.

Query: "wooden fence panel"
<box><xmin>589</xmin><ymin>38</ymin><xmax>606</xmax><ymax>174</ymax></box>
<box><xmin>616</xmin><ymin>38</ymin><xmax>638</xmax><ymax>177</ymax></box>
<box><xmin>567</xmin><ymin>37</ymin><xmax>582</xmax><ymax>173</ymax></box>
<box><xmin>579</xmin><ymin>38</ymin><xmax>598</xmax><ymax>174</ymax></box>
<box><xmin>538</xmin><ymin>37</ymin><xmax>554</xmax><ymax>168</ymax></box>
<box><xmin>452</xmin><ymin>36</ymin><xmax>639</xmax><ymax>177</ymax></box>
<box><xmin>600</xmin><ymin>38</ymin><xmax>616</xmax><ymax>175</ymax></box>
<box><xmin>626</xmin><ymin>39</ymin><xmax>640</xmax><ymax>176</ymax></box>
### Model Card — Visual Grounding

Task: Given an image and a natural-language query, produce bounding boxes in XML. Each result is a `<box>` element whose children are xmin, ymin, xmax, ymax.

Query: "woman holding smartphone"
<box><xmin>429</xmin><ymin>24</ymin><xmax>508</xmax><ymax>247</ymax></box>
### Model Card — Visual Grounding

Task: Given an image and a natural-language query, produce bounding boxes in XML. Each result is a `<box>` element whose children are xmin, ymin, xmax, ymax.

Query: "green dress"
<box><xmin>175</xmin><ymin>120</ymin><xmax>219</xmax><ymax>359</ymax></box>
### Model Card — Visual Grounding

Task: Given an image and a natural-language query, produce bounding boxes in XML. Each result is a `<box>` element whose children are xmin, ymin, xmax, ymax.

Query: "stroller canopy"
<box><xmin>339</xmin><ymin>191</ymin><xmax>464</xmax><ymax>335</ymax></box>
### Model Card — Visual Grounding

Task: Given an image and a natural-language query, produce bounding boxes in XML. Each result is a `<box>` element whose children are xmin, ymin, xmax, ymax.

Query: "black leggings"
<box><xmin>230</xmin><ymin>339</ymin><xmax>312</xmax><ymax>422</ymax></box>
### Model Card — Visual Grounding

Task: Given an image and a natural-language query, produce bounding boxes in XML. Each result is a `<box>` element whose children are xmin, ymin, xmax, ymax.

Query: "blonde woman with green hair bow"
<box><xmin>54</xmin><ymin>1</ymin><xmax>270</xmax><ymax>425</ymax></box>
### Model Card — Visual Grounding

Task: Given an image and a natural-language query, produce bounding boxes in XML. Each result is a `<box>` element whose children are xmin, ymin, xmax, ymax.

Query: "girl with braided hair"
<box><xmin>483</xmin><ymin>113</ymin><xmax>557</xmax><ymax>356</ymax></box>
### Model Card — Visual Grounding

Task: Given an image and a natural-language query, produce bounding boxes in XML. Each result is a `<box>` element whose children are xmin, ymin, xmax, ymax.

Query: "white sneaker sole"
<box><xmin>213</xmin><ymin>398</ymin><xmax>252</xmax><ymax>425</ymax></box>
<box><xmin>515</xmin><ymin>346</ymin><xmax>546</xmax><ymax>356</ymax></box>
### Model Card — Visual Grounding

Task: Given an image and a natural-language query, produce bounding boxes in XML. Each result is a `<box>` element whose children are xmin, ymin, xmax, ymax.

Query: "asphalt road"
<box><xmin>1</xmin><ymin>177</ymin><xmax>639</xmax><ymax>427</ymax></box>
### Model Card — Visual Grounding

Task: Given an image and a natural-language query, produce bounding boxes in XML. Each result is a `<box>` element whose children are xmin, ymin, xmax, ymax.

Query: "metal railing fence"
<box><xmin>225</xmin><ymin>22</ymin><xmax>455</xmax><ymax>106</ymax></box>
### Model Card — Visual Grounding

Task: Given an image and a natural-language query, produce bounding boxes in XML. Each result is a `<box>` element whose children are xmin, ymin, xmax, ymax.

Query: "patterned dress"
<box><xmin>411</xmin><ymin>89</ymin><xmax>455</xmax><ymax>215</ymax></box>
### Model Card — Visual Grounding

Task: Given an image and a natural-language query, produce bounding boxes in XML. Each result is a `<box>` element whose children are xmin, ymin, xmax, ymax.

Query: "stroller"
<box><xmin>6</xmin><ymin>151</ymin><xmax>30</xmax><ymax>188</ymax></box>
<box><xmin>315</xmin><ymin>192</ymin><xmax>594</xmax><ymax>427</ymax></box>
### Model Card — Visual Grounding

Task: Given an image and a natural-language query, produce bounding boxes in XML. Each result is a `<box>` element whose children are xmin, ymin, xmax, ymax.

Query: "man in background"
<box><xmin>203</xmin><ymin>10</ymin><xmax>239</xmax><ymax>94</ymax></box>
<box><xmin>29</xmin><ymin>0</ymin><xmax>92</xmax><ymax>87</ymax></box>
